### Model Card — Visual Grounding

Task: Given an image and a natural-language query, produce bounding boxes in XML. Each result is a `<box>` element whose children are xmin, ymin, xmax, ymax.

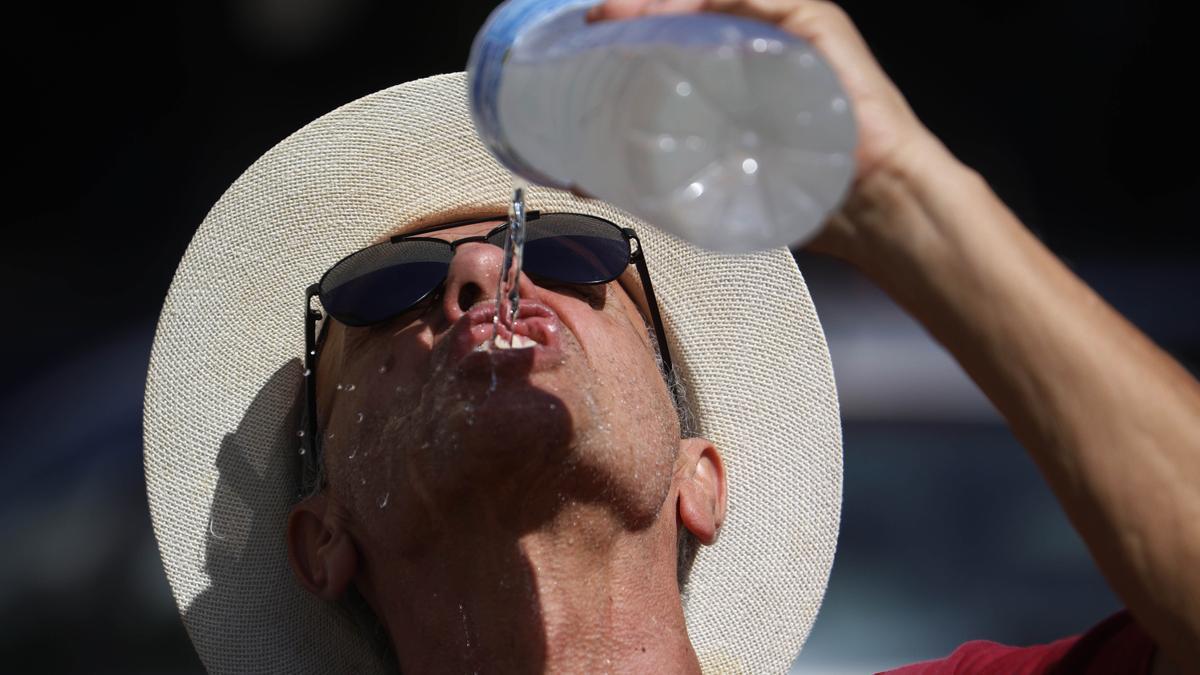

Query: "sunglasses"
<box><xmin>300</xmin><ymin>211</ymin><xmax>674</xmax><ymax>486</ymax></box>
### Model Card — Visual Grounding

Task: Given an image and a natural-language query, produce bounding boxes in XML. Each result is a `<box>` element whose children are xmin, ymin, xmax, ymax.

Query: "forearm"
<box><xmin>837</xmin><ymin>136</ymin><xmax>1200</xmax><ymax>669</ymax></box>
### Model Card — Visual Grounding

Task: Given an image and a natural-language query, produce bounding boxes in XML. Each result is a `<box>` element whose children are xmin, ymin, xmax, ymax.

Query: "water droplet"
<box><xmin>751</xmin><ymin>37</ymin><xmax>769</xmax><ymax>52</ymax></box>
<box><xmin>298</xmin><ymin>446</ymin><xmax>306</xmax><ymax>455</ymax></box>
<box><xmin>356</xmin><ymin>412</ymin><xmax>364</xmax><ymax>423</ymax></box>
<box><xmin>327</xmin><ymin>432</ymin><xmax>336</xmax><ymax>440</ymax></box>
<box><xmin>657</xmin><ymin>134</ymin><xmax>677</xmax><ymax>151</ymax></box>
<box><xmin>296</xmin><ymin>429</ymin><xmax>305</xmax><ymax>437</ymax></box>
<box><xmin>336</xmin><ymin>383</ymin><xmax>344</xmax><ymax>391</ymax></box>
<box><xmin>796</xmin><ymin>52</ymin><xmax>816</xmax><ymax>68</ymax></box>
<box><xmin>378</xmin><ymin>365</ymin><xmax>388</xmax><ymax>374</ymax></box>
<box><xmin>684</xmin><ymin>182</ymin><xmax>704</xmax><ymax>199</ymax></box>
<box><xmin>360</xmin><ymin>477</ymin><xmax>366</xmax><ymax>485</ymax></box>
<box><xmin>309</xmin><ymin>349</ymin><xmax>317</xmax><ymax>356</ymax></box>
<box><xmin>741</xmin><ymin>158</ymin><xmax>759</xmax><ymax>175</ymax></box>
<box><xmin>346</xmin><ymin>384</ymin><xmax>356</xmax><ymax>392</ymax></box>
<box><xmin>674</xmin><ymin>81</ymin><xmax>692</xmax><ymax>97</ymax></box>
<box><xmin>303</xmin><ymin>368</ymin><xmax>311</xmax><ymax>377</ymax></box>
<box><xmin>831</xmin><ymin>97</ymin><xmax>848</xmax><ymax>113</ymax></box>
<box><xmin>377</xmin><ymin>492</ymin><xmax>390</xmax><ymax>508</ymax></box>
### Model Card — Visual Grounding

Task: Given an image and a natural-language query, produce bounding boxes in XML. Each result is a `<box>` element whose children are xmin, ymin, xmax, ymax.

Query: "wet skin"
<box><xmin>313</xmin><ymin>219</ymin><xmax>682</xmax><ymax>552</ymax></box>
<box><xmin>288</xmin><ymin>216</ymin><xmax>726</xmax><ymax>673</ymax></box>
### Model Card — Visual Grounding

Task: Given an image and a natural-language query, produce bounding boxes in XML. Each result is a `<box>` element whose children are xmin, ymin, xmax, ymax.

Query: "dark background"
<box><xmin>3</xmin><ymin>0</ymin><xmax>1196</xmax><ymax>672</ymax></box>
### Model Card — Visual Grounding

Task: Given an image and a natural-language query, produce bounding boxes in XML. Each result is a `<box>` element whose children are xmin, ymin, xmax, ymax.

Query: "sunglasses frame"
<box><xmin>300</xmin><ymin>212</ymin><xmax>674</xmax><ymax>489</ymax></box>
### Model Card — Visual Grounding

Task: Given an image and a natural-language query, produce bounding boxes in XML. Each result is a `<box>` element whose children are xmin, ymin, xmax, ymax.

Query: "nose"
<box><xmin>441</xmin><ymin>241</ymin><xmax>540</xmax><ymax>323</ymax></box>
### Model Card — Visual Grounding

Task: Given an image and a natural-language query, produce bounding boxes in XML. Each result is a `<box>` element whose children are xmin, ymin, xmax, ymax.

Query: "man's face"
<box><xmin>314</xmin><ymin>218</ymin><xmax>682</xmax><ymax>553</ymax></box>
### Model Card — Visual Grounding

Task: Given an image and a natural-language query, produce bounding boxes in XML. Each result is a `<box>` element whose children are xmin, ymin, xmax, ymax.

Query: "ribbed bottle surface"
<box><xmin>469</xmin><ymin>1</ymin><xmax>857</xmax><ymax>252</ymax></box>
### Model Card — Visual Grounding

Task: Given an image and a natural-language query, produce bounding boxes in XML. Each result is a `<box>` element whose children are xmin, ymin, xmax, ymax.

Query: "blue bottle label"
<box><xmin>467</xmin><ymin>0</ymin><xmax>597</xmax><ymax>186</ymax></box>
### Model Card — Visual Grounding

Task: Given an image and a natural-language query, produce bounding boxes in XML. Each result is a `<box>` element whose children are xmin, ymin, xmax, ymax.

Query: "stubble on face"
<box><xmin>314</xmin><ymin>224</ymin><xmax>681</xmax><ymax>558</ymax></box>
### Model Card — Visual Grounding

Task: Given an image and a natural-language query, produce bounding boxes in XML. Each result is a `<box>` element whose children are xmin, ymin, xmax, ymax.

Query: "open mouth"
<box><xmin>484</xmin><ymin>334</ymin><xmax>538</xmax><ymax>350</ymax></box>
<box><xmin>473</xmin><ymin>306</ymin><xmax>554</xmax><ymax>352</ymax></box>
<box><xmin>448</xmin><ymin>301</ymin><xmax>565</xmax><ymax>372</ymax></box>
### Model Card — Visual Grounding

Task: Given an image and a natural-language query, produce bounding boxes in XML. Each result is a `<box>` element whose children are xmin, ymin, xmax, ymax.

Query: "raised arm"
<box><xmin>589</xmin><ymin>0</ymin><xmax>1200</xmax><ymax>668</ymax></box>
<box><xmin>827</xmin><ymin>129</ymin><xmax>1200</xmax><ymax>672</ymax></box>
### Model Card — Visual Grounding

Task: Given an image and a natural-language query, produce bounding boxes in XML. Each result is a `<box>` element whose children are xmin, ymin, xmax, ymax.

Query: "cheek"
<box><xmin>573</xmin><ymin>290</ymin><xmax>674</xmax><ymax>421</ymax></box>
<box><xmin>336</xmin><ymin>323</ymin><xmax>434</xmax><ymax>404</ymax></box>
<box><xmin>570</xmin><ymin>299</ymin><xmax>646</xmax><ymax>374</ymax></box>
<box><xmin>321</xmin><ymin>324</ymin><xmax>434</xmax><ymax>483</ymax></box>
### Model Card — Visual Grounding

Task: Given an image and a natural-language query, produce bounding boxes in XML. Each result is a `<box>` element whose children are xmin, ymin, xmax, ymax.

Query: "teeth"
<box><xmin>487</xmin><ymin>331</ymin><xmax>540</xmax><ymax>348</ymax></box>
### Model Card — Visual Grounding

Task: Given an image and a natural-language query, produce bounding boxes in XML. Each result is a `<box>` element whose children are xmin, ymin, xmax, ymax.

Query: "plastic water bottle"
<box><xmin>467</xmin><ymin>0</ymin><xmax>857</xmax><ymax>253</ymax></box>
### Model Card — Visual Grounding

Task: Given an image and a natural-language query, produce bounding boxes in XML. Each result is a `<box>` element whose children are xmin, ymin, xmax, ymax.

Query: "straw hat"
<box><xmin>143</xmin><ymin>72</ymin><xmax>842</xmax><ymax>673</ymax></box>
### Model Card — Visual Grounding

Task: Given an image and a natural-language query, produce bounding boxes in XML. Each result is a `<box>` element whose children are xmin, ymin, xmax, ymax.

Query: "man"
<box><xmin>144</xmin><ymin>0</ymin><xmax>1200</xmax><ymax>672</ymax></box>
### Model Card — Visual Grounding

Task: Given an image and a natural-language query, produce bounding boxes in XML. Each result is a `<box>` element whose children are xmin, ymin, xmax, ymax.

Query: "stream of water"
<box><xmin>490</xmin><ymin>179</ymin><xmax>529</xmax><ymax>347</ymax></box>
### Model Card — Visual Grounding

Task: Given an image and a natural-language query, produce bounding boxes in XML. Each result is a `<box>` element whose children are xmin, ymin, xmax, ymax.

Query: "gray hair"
<box><xmin>646</xmin><ymin>323</ymin><xmax>702</xmax><ymax>589</ymax></box>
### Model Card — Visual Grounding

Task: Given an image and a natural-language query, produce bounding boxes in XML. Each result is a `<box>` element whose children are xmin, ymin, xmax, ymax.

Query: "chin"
<box><xmin>404</xmin><ymin>382</ymin><xmax>576</xmax><ymax>498</ymax></box>
<box><xmin>397</xmin><ymin>344</ymin><xmax>677</xmax><ymax>529</ymax></box>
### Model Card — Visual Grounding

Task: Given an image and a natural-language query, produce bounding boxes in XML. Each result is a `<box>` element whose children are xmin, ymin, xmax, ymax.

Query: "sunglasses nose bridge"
<box><xmin>446</xmin><ymin>234</ymin><xmax>492</xmax><ymax>252</ymax></box>
<box><xmin>440</xmin><ymin>236</ymin><xmax>531</xmax><ymax>320</ymax></box>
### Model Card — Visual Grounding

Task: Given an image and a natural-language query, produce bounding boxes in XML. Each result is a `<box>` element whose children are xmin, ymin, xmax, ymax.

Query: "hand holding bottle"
<box><xmin>587</xmin><ymin>0</ymin><xmax>947</xmax><ymax>260</ymax></box>
<box><xmin>471</xmin><ymin>0</ymin><xmax>866</xmax><ymax>252</ymax></box>
<box><xmin>603</xmin><ymin>7</ymin><xmax>1200</xmax><ymax>670</ymax></box>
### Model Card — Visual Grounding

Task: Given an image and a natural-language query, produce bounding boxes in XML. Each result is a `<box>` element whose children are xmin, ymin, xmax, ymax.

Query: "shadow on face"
<box><xmin>282</xmin><ymin>211</ymin><xmax>691</xmax><ymax>672</ymax></box>
<box><xmin>308</xmin><ymin>215</ymin><xmax>680</xmax><ymax>546</ymax></box>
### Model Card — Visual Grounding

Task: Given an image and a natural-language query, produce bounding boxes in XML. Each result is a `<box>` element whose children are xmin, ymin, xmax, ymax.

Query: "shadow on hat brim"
<box><xmin>143</xmin><ymin>72</ymin><xmax>842</xmax><ymax>674</ymax></box>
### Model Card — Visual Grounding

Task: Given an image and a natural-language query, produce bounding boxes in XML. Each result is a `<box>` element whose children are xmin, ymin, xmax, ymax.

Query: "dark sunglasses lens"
<box><xmin>319</xmin><ymin>240</ymin><xmax>450</xmax><ymax>326</ymax></box>
<box><xmin>519</xmin><ymin>214</ymin><xmax>629</xmax><ymax>284</ymax></box>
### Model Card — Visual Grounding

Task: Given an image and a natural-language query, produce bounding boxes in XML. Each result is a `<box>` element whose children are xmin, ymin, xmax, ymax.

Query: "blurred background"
<box><xmin>2</xmin><ymin>0</ymin><xmax>1195</xmax><ymax>672</ymax></box>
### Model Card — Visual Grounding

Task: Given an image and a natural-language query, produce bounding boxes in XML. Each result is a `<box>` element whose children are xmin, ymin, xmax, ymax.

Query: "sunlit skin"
<box><xmin>282</xmin><ymin>0</ymin><xmax>1200</xmax><ymax>671</ymax></box>
<box><xmin>288</xmin><ymin>217</ymin><xmax>727</xmax><ymax>674</ymax></box>
<box><xmin>581</xmin><ymin>4</ymin><xmax>1200</xmax><ymax>670</ymax></box>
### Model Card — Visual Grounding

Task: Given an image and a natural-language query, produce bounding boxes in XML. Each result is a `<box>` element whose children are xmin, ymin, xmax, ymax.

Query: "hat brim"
<box><xmin>143</xmin><ymin>72</ymin><xmax>842</xmax><ymax>673</ymax></box>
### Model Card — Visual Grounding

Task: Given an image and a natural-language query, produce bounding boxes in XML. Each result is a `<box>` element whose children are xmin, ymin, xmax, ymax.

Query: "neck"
<box><xmin>363</xmin><ymin>500</ymin><xmax>700</xmax><ymax>674</ymax></box>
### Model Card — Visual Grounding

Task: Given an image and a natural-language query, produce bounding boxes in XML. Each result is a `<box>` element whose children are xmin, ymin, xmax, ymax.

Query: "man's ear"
<box><xmin>286</xmin><ymin>494</ymin><xmax>359</xmax><ymax>601</ymax></box>
<box><xmin>675</xmin><ymin>437</ymin><xmax>727</xmax><ymax>545</ymax></box>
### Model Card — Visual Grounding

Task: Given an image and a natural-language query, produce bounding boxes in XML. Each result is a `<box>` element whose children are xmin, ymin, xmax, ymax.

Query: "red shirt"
<box><xmin>881</xmin><ymin>612</ymin><xmax>1156</xmax><ymax>675</ymax></box>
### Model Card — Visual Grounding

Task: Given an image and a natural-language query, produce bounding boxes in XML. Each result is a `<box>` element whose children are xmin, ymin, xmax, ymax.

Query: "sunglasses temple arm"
<box><xmin>626</xmin><ymin>232</ymin><xmax>674</xmax><ymax>377</ymax></box>
<box><xmin>302</xmin><ymin>284</ymin><xmax>322</xmax><ymax>489</ymax></box>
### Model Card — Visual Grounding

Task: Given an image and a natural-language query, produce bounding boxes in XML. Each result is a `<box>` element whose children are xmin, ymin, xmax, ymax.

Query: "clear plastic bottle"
<box><xmin>468</xmin><ymin>0</ymin><xmax>857</xmax><ymax>253</ymax></box>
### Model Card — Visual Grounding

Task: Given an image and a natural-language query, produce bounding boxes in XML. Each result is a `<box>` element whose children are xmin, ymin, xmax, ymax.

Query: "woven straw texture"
<box><xmin>143</xmin><ymin>72</ymin><xmax>842</xmax><ymax>674</ymax></box>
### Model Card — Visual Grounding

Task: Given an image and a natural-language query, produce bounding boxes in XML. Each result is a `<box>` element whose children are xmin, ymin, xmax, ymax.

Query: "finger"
<box><xmin>775</xmin><ymin>2</ymin><xmax>877</xmax><ymax>72</ymax></box>
<box><xmin>707</xmin><ymin>1</ymin><xmax>911</xmax><ymax>123</ymax></box>
<box><xmin>631</xmin><ymin>0</ymin><xmax>888</xmax><ymax>96</ymax></box>
<box><xmin>586</xmin><ymin>0</ymin><xmax>658</xmax><ymax>22</ymax></box>
<box><xmin>700</xmin><ymin>0</ymin><xmax>798</xmax><ymax>23</ymax></box>
<box><xmin>699</xmin><ymin>0</ymin><xmax>872</xmax><ymax>61</ymax></box>
<box><xmin>642</xmin><ymin>0</ymin><xmax>706</xmax><ymax>15</ymax></box>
